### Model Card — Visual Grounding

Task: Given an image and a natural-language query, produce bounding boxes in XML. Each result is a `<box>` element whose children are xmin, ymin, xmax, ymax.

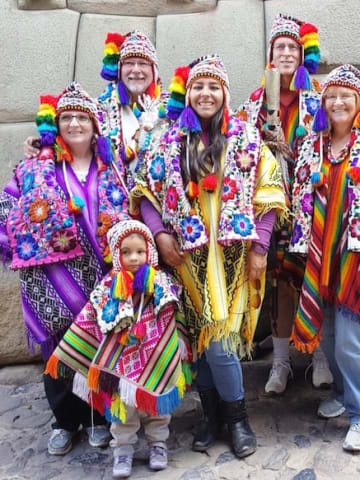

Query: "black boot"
<box><xmin>224</xmin><ymin>399</ymin><xmax>257</xmax><ymax>458</ymax></box>
<box><xmin>192</xmin><ymin>389</ymin><xmax>222</xmax><ymax>452</ymax></box>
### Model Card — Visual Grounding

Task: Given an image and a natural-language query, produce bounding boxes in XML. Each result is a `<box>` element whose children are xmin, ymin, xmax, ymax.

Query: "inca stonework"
<box><xmin>0</xmin><ymin>0</ymin><xmax>359</xmax><ymax>364</ymax></box>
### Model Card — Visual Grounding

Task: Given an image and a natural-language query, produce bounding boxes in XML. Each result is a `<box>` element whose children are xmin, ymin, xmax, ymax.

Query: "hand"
<box><xmin>24</xmin><ymin>136</ymin><xmax>40</xmax><ymax>158</ymax></box>
<box><xmin>247</xmin><ymin>249</ymin><xmax>267</xmax><ymax>281</ymax></box>
<box><xmin>263</xmin><ymin>126</ymin><xmax>293</xmax><ymax>160</ymax></box>
<box><xmin>155</xmin><ymin>232</ymin><xmax>184</xmax><ymax>267</ymax></box>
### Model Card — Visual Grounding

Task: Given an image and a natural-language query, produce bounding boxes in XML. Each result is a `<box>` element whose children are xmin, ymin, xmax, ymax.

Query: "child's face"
<box><xmin>120</xmin><ymin>234</ymin><xmax>147</xmax><ymax>273</ymax></box>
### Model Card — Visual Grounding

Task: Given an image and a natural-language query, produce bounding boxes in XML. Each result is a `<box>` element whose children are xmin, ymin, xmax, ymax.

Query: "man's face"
<box><xmin>271</xmin><ymin>36</ymin><xmax>301</xmax><ymax>77</ymax></box>
<box><xmin>120</xmin><ymin>56</ymin><xmax>154</xmax><ymax>95</ymax></box>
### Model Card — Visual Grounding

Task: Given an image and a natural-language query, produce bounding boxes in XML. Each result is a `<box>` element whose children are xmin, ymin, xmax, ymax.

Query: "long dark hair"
<box><xmin>180</xmin><ymin>105</ymin><xmax>227</xmax><ymax>185</ymax></box>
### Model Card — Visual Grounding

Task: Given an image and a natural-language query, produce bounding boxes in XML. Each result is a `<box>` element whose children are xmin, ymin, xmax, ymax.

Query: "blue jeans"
<box><xmin>195</xmin><ymin>340</ymin><xmax>244</xmax><ymax>402</ymax></box>
<box><xmin>320</xmin><ymin>305</ymin><xmax>360</xmax><ymax>424</ymax></box>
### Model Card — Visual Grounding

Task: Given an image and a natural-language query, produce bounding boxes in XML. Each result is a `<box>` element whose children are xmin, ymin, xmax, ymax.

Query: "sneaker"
<box><xmin>149</xmin><ymin>445</ymin><xmax>168</xmax><ymax>471</ymax></box>
<box><xmin>265</xmin><ymin>360</ymin><xmax>292</xmax><ymax>394</ymax></box>
<box><xmin>47</xmin><ymin>428</ymin><xmax>77</xmax><ymax>455</ymax></box>
<box><xmin>343</xmin><ymin>424</ymin><xmax>360</xmax><ymax>451</ymax></box>
<box><xmin>112</xmin><ymin>454</ymin><xmax>133</xmax><ymax>478</ymax></box>
<box><xmin>86</xmin><ymin>425</ymin><xmax>112</xmax><ymax>447</ymax></box>
<box><xmin>317</xmin><ymin>398</ymin><xmax>345</xmax><ymax>418</ymax></box>
<box><xmin>311</xmin><ymin>348</ymin><xmax>333</xmax><ymax>388</ymax></box>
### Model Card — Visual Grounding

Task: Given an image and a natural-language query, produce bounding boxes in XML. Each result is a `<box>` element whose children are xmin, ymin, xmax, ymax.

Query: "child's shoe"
<box><xmin>112</xmin><ymin>454</ymin><xmax>133</xmax><ymax>478</ymax></box>
<box><xmin>149</xmin><ymin>445</ymin><xmax>168</xmax><ymax>471</ymax></box>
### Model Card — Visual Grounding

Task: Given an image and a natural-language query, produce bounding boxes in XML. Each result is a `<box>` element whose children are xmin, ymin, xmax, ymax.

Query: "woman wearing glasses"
<box><xmin>238</xmin><ymin>14</ymin><xmax>332</xmax><ymax>395</ymax></box>
<box><xmin>0</xmin><ymin>82</ymin><xmax>129</xmax><ymax>455</ymax></box>
<box><xmin>290</xmin><ymin>64</ymin><xmax>360</xmax><ymax>451</ymax></box>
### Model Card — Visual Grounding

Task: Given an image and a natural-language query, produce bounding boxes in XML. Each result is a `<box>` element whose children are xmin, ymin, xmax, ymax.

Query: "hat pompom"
<box><xmin>36</xmin><ymin>95</ymin><xmax>58</xmax><ymax>147</ymax></box>
<box><xmin>167</xmin><ymin>66</ymin><xmax>190</xmax><ymax>121</ymax></box>
<box><xmin>296</xmin><ymin>125</ymin><xmax>307</xmax><ymax>137</ymax></box>
<box><xmin>300</xmin><ymin>23</ymin><xmax>320</xmax><ymax>74</ymax></box>
<box><xmin>131</xmin><ymin>322</ymin><xmax>146</xmax><ymax>340</ymax></box>
<box><xmin>311</xmin><ymin>171</ymin><xmax>327</xmax><ymax>187</ymax></box>
<box><xmin>347</xmin><ymin>166</ymin><xmax>360</xmax><ymax>183</ymax></box>
<box><xmin>202</xmin><ymin>173</ymin><xmax>217</xmax><ymax>192</ymax></box>
<box><xmin>101</xmin><ymin>32</ymin><xmax>126</xmax><ymax>81</ymax></box>
<box><xmin>187</xmin><ymin>180</ymin><xmax>199</xmax><ymax>199</ymax></box>
<box><xmin>313</xmin><ymin>106</ymin><xmax>328</xmax><ymax>132</ymax></box>
<box><xmin>68</xmin><ymin>195</ymin><xmax>85</xmax><ymax>214</ymax></box>
<box><xmin>179</xmin><ymin>106</ymin><xmax>202</xmax><ymax>134</ymax></box>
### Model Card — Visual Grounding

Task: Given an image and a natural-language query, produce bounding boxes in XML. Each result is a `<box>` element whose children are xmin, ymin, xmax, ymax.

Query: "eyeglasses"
<box><xmin>59</xmin><ymin>113</ymin><xmax>91</xmax><ymax>125</ymax></box>
<box><xmin>273</xmin><ymin>44</ymin><xmax>300</xmax><ymax>53</ymax></box>
<box><xmin>324</xmin><ymin>93</ymin><xmax>356</xmax><ymax>103</ymax></box>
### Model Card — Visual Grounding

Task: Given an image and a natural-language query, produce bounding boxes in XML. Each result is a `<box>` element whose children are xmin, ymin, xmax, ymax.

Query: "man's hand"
<box><xmin>24</xmin><ymin>136</ymin><xmax>40</xmax><ymax>158</ymax></box>
<box><xmin>247</xmin><ymin>249</ymin><xmax>267</xmax><ymax>280</ymax></box>
<box><xmin>155</xmin><ymin>232</ymin><xmax>184</xmax><ymax>267</ymax></box>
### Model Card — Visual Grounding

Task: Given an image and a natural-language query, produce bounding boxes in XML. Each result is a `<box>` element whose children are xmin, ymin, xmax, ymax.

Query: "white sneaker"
<box><xmin>265</xmin><ymin>360</ymin><xmax>292</xmax><ymax>394</ymax></box>
<box><xmin>317</xmin><ymin>398</ymin><xmax>345</xmax><ymax>418</ymax></box>
<box><xmin>112</xmin><ymin>454</ymin><xmax>133</xmax><ymax>478</ymax></box>
<box><xmin>149</xmin><ymin>445</ymin><xmax>168</xmax><ymax>471</ymax></box>
<box><xmin>311</xmin><ymin>348</ymin><xmax>333</xmax><ymax>388</ymax></box>
<box><xmin>343</xmin><ymin>424</ymin><xmax>360</xmax><ymax>451</ymax></box>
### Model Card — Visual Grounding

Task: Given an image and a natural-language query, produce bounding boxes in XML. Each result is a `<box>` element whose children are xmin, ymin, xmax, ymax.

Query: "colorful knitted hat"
<box><xmin>107</xmin><ymin>219</ymin><xmax>158</xmax><ymax>271</ymax></box>
<box><xmin>100</xmin><ymin>30</ymin><xmax>160</xmax><ymax>104</ymax></box>
<box><xmin>313</xmin><ymin>64</ymin><xmax>360</xmax><ymax>133</ymax></box>
<box><xmin>167</xmin><ymin>54</ymin><xmax>230</xmax><ymax>135</ymax></box>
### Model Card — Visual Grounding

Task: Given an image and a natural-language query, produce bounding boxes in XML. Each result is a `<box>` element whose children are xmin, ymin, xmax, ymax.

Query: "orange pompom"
<box><xmin>221</xmin><ymin>107</ymin><xmax>229</xmax><ymax>135</ymax></box>
<box><xmin>299</xmin><ymin>23</ymin><xmax>318</xmax><ymax>37</ymax></box>
<box><xmin>174</xmin><ymin>66</ymin><xmax>191</xmax><ymax>82</ymax></box>
<box><xmin>202</xmin><ymin>173</ymin><xmax>217</xmax><ymax>192</ymax></box>
<box><xmin>187</xmin><ymin>180</ymin><xmax>199</xmax><ymax>198</ymax></box>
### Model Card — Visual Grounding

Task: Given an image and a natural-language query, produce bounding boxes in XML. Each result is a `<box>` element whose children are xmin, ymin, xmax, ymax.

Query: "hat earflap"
<box><xmin>101</xmin><ymin>32</ymin><xmax>126</xmax><ymax>81</ymax></box>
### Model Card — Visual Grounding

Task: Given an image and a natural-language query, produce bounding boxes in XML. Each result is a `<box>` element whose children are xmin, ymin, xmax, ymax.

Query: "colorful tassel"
<box><xmin>118</xmin><ymin>329</ymin><xmax>130</xmax><ymax>346</ymax></box>
<box><xmin>97</xmin><ymin>136</ymin><xmax>114</xmax><ymax>165</ymax></box>
<box><xmin>88</xmin><ymin>365</ymin><xmax>101</xmax><ymax>392</ymax></box>
<box><xmin>131</xmin><ymin>322</ymin><xmax>146</xmax><ymax>340</ymax></box>
<box><xmin>36</xmin><ymin>94</ymin><xmax>58</xmax><ymax>147</ymax></box>
<box><xmin>300</xmin><ymin>23</ymin><xmax>320</xmax><ymax>74</ymax></box>
<box><xmin>187</xmin><ymin>180</ymin><xmax>199</xmax><ymax>199</ymax></box>
<box><xmin>353</xmin><ymin>112</ymin><xmax>360</xmax><ymax>129</ymax></box>
<box><xmin>67</xmin><ymin>195</ymin><xmax>85</xmax><ymax>214</ymax></box>
<box><xmin>132</xmin><ymin>102</ymin><xmax>141</xmax><ymax>118</ymax></box>
<box><xmin>221</xmin><ymin>106</ymin><xmax>229</xmax><ymax>135</ymax></box>
<box><xmin>44</xmin><ymin>355</ymin><xmax>59</xmax><ymax>379</ymax></box>
<box><xmin>125</xmin><ymin>145</ymin><xmax>136</xmax><ymax>161</ymax></box>
<box><xmin>167</xmin><ymin>65</ymin><xmax>191</xmax><ymax>120</ymax></box>
<box><xmin>156</xmin><ymin>386</ymin><xmax>180</xmax><ymax>415</ymax></box>
<box><xmin>100</xmin><ymin>32</ymin><xmax>126</xmax><ymax>81</ymax></box>
<box><xmin>110</xmin><ymin>394</ymin><xmax>127</xmax><ymax>423</ymax></box>
<box><xmin>311</xmin><ymin>171</ymin><xmax>327</xmax><ymax>187</ymax></box>
<box><xmin>296</xmin><ymin>125</ymin><xmax>307</xmax><ymax>137</ymax></box>
<box><xmin>145</xmin><ymin>81</ymin><xmax>161</xmax><ymax>99</ymax></box>
<box><xmin>179</xmin><ymin>106</ymin><xmax>202</xmax><ymax>134</ymax></box>
<box><xmin>116</xmin><ymin>81</ymin><xmax>130</xmax><ymax>106</ymax></box>
<box><xmin>54</xmin><ymin>136</ymin><xmax>73</xmax><ymax>163</ymax></box>
<box><xmin>110</xmin><ymin>270</ymin><xmax>134</xmax><ymax>300</ymax></box>
<box><xmin>313</xmin><ymin>106</ymin><xmax>328</xmax><ymax>132</ymax></box>
<box><xmin>291</xmin><ymin>65</ymin><xmax>311</xmax><ymax>91</ymax></box>
<box><xmin>202</xmin><ymin>173</ymin><xmax>217</xmax><ymax>192</ymax></box>
<box><xmin>90</xmin><ymin>391</ymin><xmax>105</xmax><ymax>415</ymax></box>
<box><xmin>347</xmin><ymin>166</ymin><xmax>360</xmax><ymax>183</ymax></box>
<box><xmin>158</xmin><ymin>103</ymin><xmax>166</xmax><ymax>119</ymax></box>
<box><xmin>136</xmin><ymin>388</ymin><xmax>157</xmax><ymax>416</ymax></box>
<box><xmin>133</xmin><ymin>263</ymin><xmax>156</xmax><ymax>295</ymax></box>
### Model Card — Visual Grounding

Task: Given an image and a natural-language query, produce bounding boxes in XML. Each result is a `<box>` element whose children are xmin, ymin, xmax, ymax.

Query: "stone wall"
<box><xmin>0</xmin><ymin>0</ymin><xmax>359</xmax><ymax>364</ymax></box>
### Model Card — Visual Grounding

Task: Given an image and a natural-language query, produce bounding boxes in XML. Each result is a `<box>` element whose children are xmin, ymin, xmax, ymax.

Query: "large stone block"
<box><xmin>0</xmin><ymin>0</ymin><xmax>79</xmax><ymax>122</ymax></box>
<box><xmin>265</xmin><ymin>0</ymin><xmax>360</xmax><ymax>71</ymax></box>
<box><xmin>0</xmin><ymin>270</ymin><xmax>40</xmax><ymax>366</ymax></box>
<box><xmin>75</xmin><ymin>14</ymin><xmax>156</xmax><ymax>99</ymax></box>
<box><xmin>0</xmin><ymin>123</ymin><xmax>37</xmax><ymax>190</ymax></box>
<box><xmin>18</xmin><ymin>0</ymin><xmax>66</xmax><ymax>9</ymax></box>
<box><xmin>68</xmin><ymin>0</ymin><xmax>216</xmax><ymax>16</ymax></box>
<box><xmin>156</xmin><ymin>0</ymin><xmax>265</xmax><ymax>109</ymax></box>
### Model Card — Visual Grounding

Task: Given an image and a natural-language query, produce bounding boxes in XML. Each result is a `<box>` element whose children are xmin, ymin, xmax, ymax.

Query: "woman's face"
<box><xmin>189</xmin><ymin>77</ymin><xmax>224</xmax><ymax>121</ymax></box>
<box><xmin>58</xmin><ymin>109</ymin><xmax>95</xmax><ymax>149</ymax></box>
<box><xmin>324</xmin><ymin>86</ymin><xmax>359</xmax><ymax>129</ymax></box>
<box><xmin>271</xmin><ymin>36</ymin><xmax>301</xmax><ymax>78</ymax></box>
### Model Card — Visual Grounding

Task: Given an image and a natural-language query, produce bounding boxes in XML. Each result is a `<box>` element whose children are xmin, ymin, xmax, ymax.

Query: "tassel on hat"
<box><xmin>179</xmin><ymin>106</ymin><xmax>202</xmax><ymax>134</ymax></box>
<box><xmin>167</xmin><ymin>66</ymin><xmax>190</xmax><ymax>121</ymax></box>
<box><xmin>36</xmin><ymin>95</ymin><xmax>58</xmax><ymax>147</ymax></box>
<box><xmin>101</xmin><ymin>33</ymin><xmax>126</xmax><ymax>81</ymax></box>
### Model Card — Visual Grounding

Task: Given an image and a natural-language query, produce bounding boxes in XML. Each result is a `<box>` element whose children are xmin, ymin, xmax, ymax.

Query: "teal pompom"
<box><xmin>296</xmin><ymin>125</ymin><xmax>307</xmax><ymax>137</ymax></box>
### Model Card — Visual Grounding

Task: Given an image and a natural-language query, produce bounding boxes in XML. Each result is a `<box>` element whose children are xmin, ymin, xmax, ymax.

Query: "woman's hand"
<box><xmin>247</xmin><ymin>249</ymin><xmax>267</xmax><ymax>280</ymax></box>
<box><xmin>155</xmin><ymin>232</ymin><xmax>184</xmax><ymax>267</ymax></box>
<box><xmin>24</xmin><ymin>136</ymin><xmax>40</xmax><ymax>158</ymax></box>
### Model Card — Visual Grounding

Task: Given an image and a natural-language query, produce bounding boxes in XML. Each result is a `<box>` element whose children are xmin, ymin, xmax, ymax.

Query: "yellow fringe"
<box><xmin>44</xmin><ymin>355</ymin><xmax>59</xmax><ymax>379</ymax></box>
<box><xmin>87</xmin><ymin>365</ymin><xmax>100</xmax><ymax>392</ymax></box>
<box><xmin>110</xmin><ymin>394</ymin><xmax>127</xmax><ymax>423</ymax></box>
<box><xmin>176</xmin><ymin>372</ymin><xmax>186</xmax><ymax>399</ymax></box>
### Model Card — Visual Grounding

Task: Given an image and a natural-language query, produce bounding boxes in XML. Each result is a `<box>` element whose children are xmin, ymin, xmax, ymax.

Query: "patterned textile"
<box><xmin>0</xmin><ymin>153</ymin><xmax>129</xmax><ymax>358</ymax></box>
<box><xmin>46</xmin><ymin>276</ymin><xmax>192</xmax><ymax>422</ymax></box>
<box><xmin>131</xmin><ymin>115</ymin><xmax>287</xmax><ymax>356</ymax></box>
<box><xmin>322</xmin><ymin>64</ymin><xmax>360</xmax><ymax>96</ymax></box>
<box><xmin>57</xmin><ymin>82</ymin><xmax>100</xmax><ymax>131</ymax></box>
<box><xmin>291</xmin><ymin>133</ymin><xmax>360</xmax><ymax>352</ymax></box>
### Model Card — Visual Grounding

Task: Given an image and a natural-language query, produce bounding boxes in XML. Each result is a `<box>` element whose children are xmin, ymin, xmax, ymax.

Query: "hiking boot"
<box><xmin>149</xmin><ymin>445</ymin><xmax>168</xmax><ymax>471</ymax></box>
<box><xmin>311</xmin><ymin>347</ymin><xmax>333</xmax><ymax>388</ymax></box>
<box><xmin>192</xmin><ymin>388</ymin><xmax>222</xmax><ymax>451</ymax></box>
<box><xmin>317</xmin><ymin>398</ymin><xmax>345</xmax><ymax>418</ymax></box>
<box><xmin>112</xmin><ymin>454</ymin><xmax>133</xmax><ymax>478</ymax></box>
<box><xmin>265</xmin><ymin>360</ymin><xmax>292</xmax><ymax>394</ymax></box>
<box><xmin>47</xmin><ymin>428</ymin><xmax>77</xmax><ymax>455</ymax></box>
<box><xmin>343</xmin><ymin>424</ymin><xmax>360</xmax><ymax>451</ymax></box>
<box><xmin>223</xmin><ymin>399</ymin><xmax>257</xmax><ymax>459</ymax></box>
<box><xmin>86</xmin><ymin>425</ymin><xmax>112</xmax><ymax>447</ymax></box>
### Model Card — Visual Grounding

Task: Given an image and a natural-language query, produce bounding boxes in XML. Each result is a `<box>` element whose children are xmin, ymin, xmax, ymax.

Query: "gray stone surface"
<box><xmin>68</xmin><ymin>0</ymin><xmax>216</xmax><ymax>16</ymax></box>
<box><xmin>156</xmin><ymin>0</ymin><xmax>265</xmax><ymax>109</ymax></box>
<box><xmin>18</xmin><ymin>0</ymin><xmax>66</xmax><ymax>9</ymax></box>
<box><xmin>0</xmin><ymin>0</ymin><xmax>79</xmax><ymax>122</ymax></box>
<box><xmin>0</xmin><ymin>353</ymin><xmax>358</xmax><ymax>479</ymax></box>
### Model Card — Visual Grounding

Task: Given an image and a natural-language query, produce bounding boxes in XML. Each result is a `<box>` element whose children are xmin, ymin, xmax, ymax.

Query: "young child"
<box><xmin>46</xmin><ymin>219</ymin><xmax>192</xmax><ymax>478</ymax></box>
